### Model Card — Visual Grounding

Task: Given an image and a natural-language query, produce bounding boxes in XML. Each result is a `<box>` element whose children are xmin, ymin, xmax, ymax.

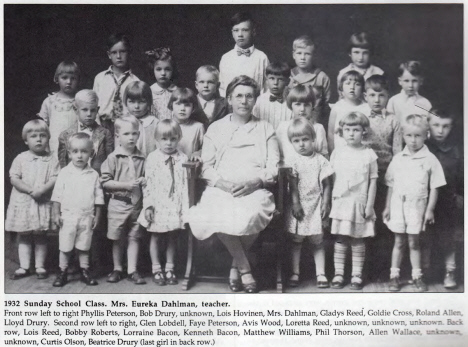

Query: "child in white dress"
<box><xmin>6</xmin><ymin>120</ymin><xmax>60</xmax><ymax>280</ymax></box>
<box><xmin>329</xmin><ymin>112</ymin><xmax>378</xmax><ymax>290</ymax></box>
<box><xmin>285</xmin><ymin>118</ymin><xmax>333</xmax><ymax>288</ymax></box>
<box><xmin>139</xmin><ymin>120</ymin><xmax>189</xmax><ymax>286</ymax></box>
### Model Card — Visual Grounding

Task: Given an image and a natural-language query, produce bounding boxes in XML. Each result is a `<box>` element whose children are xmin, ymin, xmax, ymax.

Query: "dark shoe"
<box><xmin>107</xmin><ymin>270</ymin><xmax>123</xmax><ymax>283</ymax></box>
<box><xmin>288</xmin><ymin>273</ymin><xmax>300</xmax><ymax>288</ymax></box>
<box><xmin>53</xmin><ymin>270</ymin><xmax>68</xmax><ymax>287</ymax></box>
<box><xmin>413</xmin><ymin>277</ymin><xmax>428</xmax><ymax>292</ymax></box>
<box><xmin>10</xmin><ymin>268</ymin><xmax>31</xmax><ymax>280</ymax></box>
<box><xmin>350</xmin><ymin>275</ymin><xmax>363</xmax><ymax>290</ymax></box>
<box><xmin>80</xmin><ymin>268</ymin><xmax>98</xmax><ymax>286</ymax></box>
<box><xmin>317</xmin><ymin>274</ymin><xmax>330</xmax><ymax>289</ymax></box>
<box><xmin>228</xmin><ymin>267</ymin><xmax>242</xmax><ymax>292</ymax></box>
<box><xmin>389</xmin><ymin>277</ymin><xmax>401</xmax><ymax>292</ymax></box>
<box><xmin>331</xmin><ymin>275</ymin><xmax>345</xmax><ymax>289</ymax></box>
<box><xmin>444</xmin><ymin>271</ymin><xmax>457</xmax><ymax>289</ymax></box>
<box><xmin>36</xmin><ymin>268</ymin><xmax>48</xmax><ymax>280</ymax></box>
<box><xmin>128</xmin><ymin>272</ymin><xmax>146</xmax><ymax>285</ymax></box>
<box><xmin>165</xmin><ymin>270</ymin><xmax>178</xmax><ymax>285</ymax></box>
<box><xmin>240</xmin><ymin>272</ymin><xmax>258</xmax><ymax>293</ymax></box>
<box><xmin>153</xmin><ymin>271</ymin><xmax>166</xmax><ymax>286</ymax></box>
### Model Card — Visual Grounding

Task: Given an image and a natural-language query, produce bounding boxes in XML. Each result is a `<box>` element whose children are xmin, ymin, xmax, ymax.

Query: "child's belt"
<box><xmin>111</xmin><ymin>194</ymin><xmax>132</xmax><ymax>204</ymax></box>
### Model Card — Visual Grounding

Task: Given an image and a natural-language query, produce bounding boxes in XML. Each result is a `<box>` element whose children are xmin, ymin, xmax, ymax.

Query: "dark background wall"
<box><xmin>4</xmin><ymin>4</ymin><xmax>463</xmax><ymax>204</ymax></box>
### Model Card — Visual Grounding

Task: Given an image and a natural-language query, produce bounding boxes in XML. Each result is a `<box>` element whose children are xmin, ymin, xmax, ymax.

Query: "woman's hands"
<box><xmin>215</xmin><ymin>178</ymin><xmax>263</xmax><ymax>197</ymax></box>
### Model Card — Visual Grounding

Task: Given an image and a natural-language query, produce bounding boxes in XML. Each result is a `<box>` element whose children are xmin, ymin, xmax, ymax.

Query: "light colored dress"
<box><xmin>186</xmin><ymin>115</ymin><xmax>280</xmax><ymax>240</ymax></box>
<box><xmin>329</xmin><ymin>145</ymin><xmax>378</xmax><ymax>238</ymax></box>
<box><xmin>138</xmin><ymin>150</ymin><xmax>189</xmax><ymax>232</ymax></box>
<box><xmin>151</xmin><ymin>83</ymin><xmax>176</xmax><ymax>120</ymax></box>
<box><xmin>331</xmin><ymin>99</ymin><xmax>370</xmax><ymax>149</ymax></box>
<box><xmin>285</xmin><ymin>153</ymin><xmax>333</xmax><ymax>236</ymax></box>
<box><xmin>178</xmin><ymin>119</ymin><xmax>205</xmax><ymax>157</ymax></box>
<box><xmin>5</xmin><ymin>151</ymin><xmax>60</xmax><ymax>232</ymax></box>
<box><xmin>38</xmin><ymin>93</ymin><xmax>78</xmax><ymax>157</ymax></box>
<box><xmin>136</xmin><ymin>115</ymin><xmax>159</xmax><ymax>158</ymax></box>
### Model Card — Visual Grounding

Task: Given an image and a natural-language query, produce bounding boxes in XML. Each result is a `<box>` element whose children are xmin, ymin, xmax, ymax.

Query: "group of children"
<box><xmin>6</xmin><ymin>12</ymin><xmax>462</xmax><ymax>292</ymax></box>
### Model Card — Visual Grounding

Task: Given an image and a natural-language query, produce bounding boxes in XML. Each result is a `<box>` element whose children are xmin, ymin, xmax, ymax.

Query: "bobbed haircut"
<box><xmin>167</xmin><ymin>88</ymin><xmax>197</xmax><ymax>111</ymax></box>
<box><xmin>266</xmin><ymin>62</ymin><xmax>291</xmax><ymax>78</ymax></box>
<box><xmin>225</xmin><ymin>75</ymin><xmax>260</xmax><ymax>99</ymax></box>
<box><xmin>114</xmin><ymin>115</ymin><xmax>140</xmax><ymax>133</ymax></box>
<box><xmin>348</xmin><ymin>32</ymin><xmax>374</xmax><ymax>53</ymax></box>
<box><xmin>287</xmin><ymin>117</ymin><xmax>316</xmax><ymax>142</ymax></box>
<box><xmin>145</xmin><ymin>47</ymin><xmax>178</xmax><ymax>80</ymax></box>
<box><xmin>338</xmin><ymin>70</ymin><xmax>365</xmax><ymax>92</ymax></box>
<box><xmin>336</xmin><ymin>111</ymin><xmax>370</xmax><ymax>137</ymax></box>
<box><xmin>365</xmin><ymin>74</ymin><xmax>390</xmax><ymax>93</ymax></box>
<box><xmin>231</xmin><ymin>11</ymin><xmax>255</xmax><ymax>28</ymax></box>
<box><xmin>22</xmin><ymin>119</ymin><xmax>50</xmax><ymax>142</ymax></box>
<box><xmin>293</xmin><ymin>35</ymin><xmax>315</xmax><ymax>51</ymax></box>
<box><xmin>402</xmin><ymin>114</ymin><xmax>429</xmax><ymax>133</ymax></box>
<box><xmin>196</xmin><ymin>65</ymin><xmax>220</xmax><ymax>82</ymax></box>
<box><xmin>398</xmin><ymin>60</ymin><xmax>424</xmax><ymax>77</ymax></box>
<box><xmin>286</xmin><ymin>85</ymin><xmax>316</xmax><ymax>110</ymax></box>
<box><xmin>54</xmin><ymin>61</ymin><xmax>80</xmax><ymax>83</ymax></box>
<box><xmin>68</xmin><ymin>132</ymin><xmax>93</xmax><ymax>150</ymax></box>
<box><xmin>75</xmin><ymin>89</ymin><xmax>99</xmax><ymax>105</ymax></box>
<box><xmin>123</xmin><ymin>81</ymin><xmax>153</xmax><ymax>106</ymax></box>
<box><xmin>107</xmin><ymin>33</ymin><xmax>132</xmax><ymax>51</ymax></box>
<box><xmin>155</xmin><ymin>119</ymin><xmax>182</xmax><ymax>140</ymax></box>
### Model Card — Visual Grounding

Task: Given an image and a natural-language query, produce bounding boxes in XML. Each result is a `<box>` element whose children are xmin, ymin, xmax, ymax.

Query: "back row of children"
<box><xmin>6</xmin><ymin>11</ymin><xmax>462</xmax><ymax>291</ymax></box>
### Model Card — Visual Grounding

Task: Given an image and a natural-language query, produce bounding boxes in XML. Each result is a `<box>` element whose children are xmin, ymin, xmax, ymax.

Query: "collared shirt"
<box><xmin>289</xmin><ymin>67</ymin><xmax>331</xmax><ymax>103</ymax></box>
<box><xmin>385</xmin><ymin>145</ymin><xmax>446</xmax><ymax>199</ymax></box>
<box><xmin>253</xmin><ymin>91</ymin><xmax>293</xmax><ymax>129</ymax></box>
<box><xmin>93</xmin><ymin>66</ymin><xmax>140</xmax><ymax>120</ymax></box>
<box><xmin>78</xmin><ymin>122</ymin><xmax>94</xmax><ymax>137</ymax></box>
<box><xmin>151</xmin><ymin>83</ymin><xmax>177</xmax><ymax>120</ymax></box>
<box><xmin>387</xmin><ymin>91</ymin><xmax>432</xmax><ymax>124</ymax></box>
<box><xmin>51</xmin><ymin>163</ymin><xmax>104</xmax><ymax>212</ymax></box>
<box><xmin>219</xmin><ymin>45</ymin><xmax>269</xmax><ymax>97</ymax></box>
<box><xmin>337</xmin><ymin>64</ymin><xmax>384</xmax><ymax>85</ymax></box>
<box><xmin>197</xmin><ymin>95</ymin><xmax>215</xmax><ymax>120</ymax></box>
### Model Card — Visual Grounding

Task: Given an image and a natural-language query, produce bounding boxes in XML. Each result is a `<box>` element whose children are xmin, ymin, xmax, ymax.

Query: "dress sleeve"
<box><xmin>51</xmin><ymin>171</ymin><xmax>65</xmax><ymax>203</ymax></box>
<box><xmin>200</xmin><ymin>132</ymin><xmax>222</xmax><ymax>186</ymax></box>
<box><xmin>259</xmin><ymin>124</ymin><xmax>280</xmax><ymax>186</ymax></box>
<box><xmin>369</xmin><ymin>155</ymin><xmax>379</xmax><ymax>180</ymax></box>
<box><xmin>319</xmin><ymin>156</ymin><xmax>334</xmax><ymax>182</ymax></box>
<box><xmin>37</xmin><ymin>96</ymin><xmax>51</xmax><ymax>125</ymax></box>
<box><xmin>9</xmin><ymin>155</ymin><xmax>23</xmax><ymax>179</ymax></box>
<box><xmin>429</xmin><ymin>155</ymin><xmax>447</xmax><ymax>189</ymax></box>
<box><xmin>315</xmin><ymin>124</ymin><xmax>329</xmax><ymax>157</ymax></box>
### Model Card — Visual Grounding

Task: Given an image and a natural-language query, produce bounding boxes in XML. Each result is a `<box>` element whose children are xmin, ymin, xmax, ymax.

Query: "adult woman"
<box><xmin>187</xmin><ymin>75</ymin><xmax>280</xmax><ymax>293</ymax></box>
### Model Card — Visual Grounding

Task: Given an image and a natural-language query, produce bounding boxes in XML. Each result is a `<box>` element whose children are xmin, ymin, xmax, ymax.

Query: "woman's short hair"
<box><xmin>107</xmin><ymin>33</ymin><xmax>132</xmax><ymax>51</ymax></box>
<box><xmin>348</xmin><ymin>32</ymin><xmax>373</xmax><ymax>53</ymax></box>
<box><xmin>145</xmin><ymin>47</ymin><xmax>178</xmax><ymax>79</ymax></box>
<box><xmin>287</xmin><ymin>117</ymin><xmax>316</xmax><ymax>142</ymax></box>
<box><xmin>123</xmin><ymin>81</ymin><xmax>153</xmax><ymax>106</ymax></box>
<box><xmin>398</xmin><ymin>60</ymin><xmax>423</xmax><ymax>77</ymax></box>
<box><xmin>167</xmin><ymin>87</ymin><xmax>197</xmax><ymax>111</ymax></box>
<box><xmin>54</xmin><ymin>61</ymin><xmax>80</xmax><ymax>83</ymax></box>
<box><xmin>336</xmin><ymin>111</ymin><xmax>370</xmax><ymax>137</ymax></box>
<box><xmin>403</xmin><ymin>114</ymin><xmax>429</xmax><ymax>132</ymax></box>
<box><xmin>225</xmin><ymin>75</ymin><xmax>260</xmax><ymax>99</ymax></box>
<box><xmin>22</xmin><ymin>119</ymin><xmax>50</xmax><ymax>142</ymax></box>
<box><xmin>338</xmin><ymin>70</ymin><xmax>365</xmax><ymax>92</ymax></box>
<box><xmin>114</xmin><ymin>115</ymin><xmax>139</xmax><ymax>133</ymax></box>
<box><xmin>293</xmin><ymin>35</ymin><xmax>315</xmax><ymax>51</ymax></box>
<box><xmin>286</xmin><ymin>85</ymin><xmax>316</xmax><ymax>110</ymax></box>
<box><xmin>155</xmin><ymin>119</ymin><xmax>182</xmax><ymax>140</ymax></box>
<box><xmin>196</xmin><ymin>65</ymin><xmax>220</xmax><ymax>82</ymax></box>
<box><xmin>75</xmin><ymin>89</ymin><xmax>99</xmax><ymax>105</ymax></box>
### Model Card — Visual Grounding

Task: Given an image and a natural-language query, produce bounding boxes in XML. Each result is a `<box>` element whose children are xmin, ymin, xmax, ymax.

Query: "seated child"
<box><xmin>138</xmin><ymin>119</ymin><xmax>189</xmax><ymax>285</ymax></box>
<box><xmin>101</xmin><ymin>116</ymin><xmax>147</xmax><ymax>285</ymax></box>
<box><xmin>6</xmin><ymin>120</ymin><xmax>60</xmax><ymax>280</ymax></box>
<box><xmin>191</xmin><ymin>65</ymin><xmax>229</xmax><ymax>129</ymax></box>
<box><xmin>51</xmin><ymin>133</ymin><xmax>104</xmax><ymax>287</ymax></box>
<box><xmin>253</xmin><ymin>62</ymin><xmax>292</xmax><ymax>129</ymax></box>
<box><xmin>219</xmin><ymin>11</ymin><xmax>269</xmax><ymax>97</ymax></box>
<box><xmin>387</xmin><ymin>60</ymin><xmax>432</xmax><ymax>123</ymax></box>
<box><xmin>58</xmin><ymin>89</ymin><xmax>114</xmax><ymax>173</ymax></box>
<box><xmin>384</xmin><ymin>115</ymin><xmax>446</xmax><ymax>292</ymax></box>
<box><xmin>285</xmin><ymin>118</ymin><xmax>333</xmax><ymax>288</ymax></box>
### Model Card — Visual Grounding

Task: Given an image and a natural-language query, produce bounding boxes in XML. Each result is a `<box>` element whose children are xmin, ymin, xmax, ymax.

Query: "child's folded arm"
<box><xmin>10</xmin><ymin>177</ymin><xmax>33</xmax><ymax>195</ymax></box>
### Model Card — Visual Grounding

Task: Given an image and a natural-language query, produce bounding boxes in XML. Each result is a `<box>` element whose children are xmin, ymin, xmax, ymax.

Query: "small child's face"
<box><xmin>107</xmin><ymin>41</ymin><xmax>129</xmax><ymax>70</ymax></box>
<box><xmin>154</xmin><ymin>60</ymin><xmax>173</xmax><ymax>87</ymax></box>
<box><xmin>291</xmin><ymin>134</ymin><xmax>315</xmax><ymax>156</ymax></box>
<box><xmin>429</xmin><ymin>116</ymin><xmax>453</xmax><ymax>143</ymax></box>
<box><xmin>342</xmin><ymin>77</ymin><xmax>363</xmax><ymax>101</ymax></box>
<box><xmin>156</xmin><ymin>133</ymin><xmax>179</xmax><ymax>155</ymax></box>
<box><xmin>342</xmin><ymin>124</ymin><xmax>364</xmax><ymax>147</ymax></box>
<box><xmin>403</xmin><ymin>125</ymin><xmax>427</xmax><ymax>153</ymax></box>
<box><xmin>291</xmin><ymin>101</ymin><xmax>314</xmax><ymax>121</ymax></box>
<box><xmin>195</xmin><ymin>71</ymin><xmax>219</xmax><ymax>100</ymax></box>
<box><xmin>57</xmin><ymin>72</ymin><xmax>78</xmax><ymax>95</ymax></box>
<box><xmin>68</xmin><ymin>139</ymin><xmax>93</xmax><ymax>169</ymax></box>
<box><xmin>172</xmin><ymin>100</ymin><xmax>193</xmax><ymax>123</ymax></box>
<box><xmin>76</xmin><ymin>100</ymin><xmax>98</xmax><ymax>126</ymax></box>
<box><xmin>364</xmin><ymin>88</ymin><xmax>389</xmax><ymax>113</ymax></box>
<box><xmin>25</xmin><ymin>130</ymin><xmax>49</xmax><ymax>154</ymax></box>
<box><xmin>293</xmin><ymin>46</ymin><xmax>314</xmax><ymax>70</ymax></box>
<box><xmin>116</xmin><ymin>122</ymin><xmax>140</xmax><ymax>150</ymax></box>
<box><xmin>398</xmin><ymin>69</ymin><xmax>423</xmax><ymax>96</ymax></box>
<box><xmin>232</xmin><ymin>20</ymin><xmax>255</xmax><ymax>49</ymax></box>
<box><xmin>266</xmin><ymin>74</ymin><xmax>288</xmax><ymax>96</ymax></box>
<box><xmin>127</xmin><ymin>98</ymin><xmax>150</xmax><ymax>119</ymax></box>
<box><xmin>349</xmin><ymin>48</ymin><xmax>371</xmax><ymax>68</ymax></box>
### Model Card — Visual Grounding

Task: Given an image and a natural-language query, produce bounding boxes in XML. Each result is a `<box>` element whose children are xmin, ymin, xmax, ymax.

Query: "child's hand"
<box><xmin>52</xmin><ymin>215</ymin><xmax>62</xmax><ymax>231</ymax></box>
<box><xmin>364</xmin><ymin>205</ymin><xmax>374</xmax><ymax>219</ymax></box>
<box><xmin>145</xmin><ymin>207</ymin><xmax>154</xmax><ymax>223</ymax></box>
<box><xmin>382</xmin><ymin>207</ymin><xmax>390</xmax><ymax>222</ymax></box>
<box><xmin>292</xmin><ymin>202</ymin><xmax>304</xmax><ymax>221</ymax></box>
<box><xmin>92</xmin><ymin>216</ymin><xmax>99</xmax><ymax>230</ymax></box>
<box><xmin>188</xmin><ymin>154</ymin><xmax>202</xmax><ymax>162</ymax></box>
<box><xmin>423</xmin><ymin>210</ymin><xmax>435</xmax><ymax>231</ymax></box>
<box><xmin>321</xmin><ymin>201</ymin><xmax>331</xmax><ymax>219</ymax></box>
<box><xmin>136</xmin><ymin>177</ymin><xmax>146</xmax><ymax>187</ymax></box>
<box><xmin>29</xmin><ymin>188</ymin><xmax>43</xmax><ymax>201</ymax></box>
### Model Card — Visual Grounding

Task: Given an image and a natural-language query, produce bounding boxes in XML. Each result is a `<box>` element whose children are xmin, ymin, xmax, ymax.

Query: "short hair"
<box><xmin>123</xmin><ymin>81</ymin><xmax>153</xmax><ymax>106</ymax></box>
<box><xmin>167</xmin><ymin>87</ymin><xmax>197</xmax><ymax>111</ymax></box>
<box><xmin>266</xmin><ymin>62</ymin><xmax>290</xmax><ymax>78</ymax></box>
<box><xmin>286</xmin><ymin>85</ymin><xmax>316</xmax><ymax>110</ymax></box>
<box><xmin>225</xmin><ymin>75</ymin><xmax>260</xmax><ymax>99</ymax></box>
<box><xmin>155</xmin><ymin>119</ymin><xmax>182</xmax><ymax>140</ymax></box>
<box><xmin>22</xmin><ymin>119</ymin><xmax>50</xmax><ymax>142</ymax></box>
<box><xmin>54</xmin><ymin>61</ymin><xmax>80</xmax><ymax>83</ymax></box>
<box><xmin>338</xmin><ymin>70</ymin><xmax>365</xmax><ymax>92</ymax></box>
<box><xmin>427</xmin><ymin>106</ymin><xmax>457</xmax><ymax>122</ymax></box>
<box><xmin>145</xmin><ymin>47</ymin><xmax>178</xmax><ymax>79</ymax></box>
<box><xmin>348</xmin><ymin>32</ymin><xmax>373</xmax><ymax>53</ymax></box>
<box><xmin>68</xmin><ymin>132</ymin><xmax>93</xmax><ymax>150</ymax></box>
<box><xmin>398</xmin><ymin>60</ymin><xmax>423</xmax><ymax>77</ymax></box>
<box><xmin>196</xmin><ymin>65</ymin><xmax>220</xmax><ymax>82</ymax></box>
<box><xmin>231</xmin><ymin>12</ymin><xmax>255</xmax><ymax>28</ymax></box>
<box><xmin>293</xmin><ymin>35</ymin><xmax>315</xmax><ymax>51</ymax></box>
<box><xmin>75</xmin><ymin>89</ymin><xmax>99</xmax><ymax>105</ymax></box>
<box><xmin>336</xmin><ymin>111</ymin><xmax>370</xmax><ymax>137</ymax></box>
<box><xmin>107</xmin><ymin>33</ymin><xmax>132</xmax><ymax>51</ymax></box>
<box><xmin>365</xmin><ymin>74</ymin><xmax>390</xmax><ymax>92</ymax></box>
<box><xmin>114</xmin><ymin>115</ymin><xmax>139</xmax><ymax>133</ymax></box>
<box><xmin>287</xmin><ymin>117</ymin><xmax>316</xmax><ymax>142</ymax></box>
<box><xmin>402</xmin><ymin>114</ymin><xmax>429</xmax><ymax>133</ymax></box>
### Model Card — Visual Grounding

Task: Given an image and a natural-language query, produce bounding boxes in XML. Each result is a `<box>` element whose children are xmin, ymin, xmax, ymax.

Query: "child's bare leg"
<box><xmin>289</xmin><ymin>237</ymin><xmax>302</xmax><ymax>284</ymax></box>
<box><xmin>313</xmin><ymin>239</ymin><xmax>328</xmax><ymax>288</ymax></box>
<box><xmin>17</xmin><ymin>234</ymin><xmax>33</xmax><ymax>273</ymax></box>
<box><xmin>390</xmin><ymin>234</ymin><xmax>406</xmax><ymax>278</ymax></box>
<box><xmin>408</xmin><ymin>234</ymin><xmax>422</xmax><ymax>279</ymax></box>
<box><xmin>112</xmin><ymin>239</ymin><xmax>125</xmax><ymax>272</ymax></box>
<box><xmin>34</xmin><ymin>234</ymin><xmax>48</xmax><ymax>273</ymax></box>
<box><xmin>150</xmin><ymin>234</ymin><xmax>163</xmax><ymax>273</ymax></box>
<box><xmin>165</xmin><ymin>231</ymin><xmax>178</xmax><ymax>272</ymax></box>
<box><xmin>127</xmin><ymin>235</ymin><xmax>139</xmax><ymax>275</ymax></box>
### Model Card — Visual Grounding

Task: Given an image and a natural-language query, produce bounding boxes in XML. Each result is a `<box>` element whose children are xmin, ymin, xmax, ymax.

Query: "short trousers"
<box><xmin>59</xmin><ymin>211</ymin><xmax>94</xmax><ymax>252</ymax></box>
<box><xmin>385</xmin><ymin>195</ymin><xmax>427</xmax><ymax>235</ymax></box>
<box><xmin>107</xmin><ymin>198</ymin><xmax>143</xmax><ymax>241</ymax></box>
<box><xmin>288</xmin><ymin>233</ymin><xmax>323</xmax><ymax>245</ymax></box>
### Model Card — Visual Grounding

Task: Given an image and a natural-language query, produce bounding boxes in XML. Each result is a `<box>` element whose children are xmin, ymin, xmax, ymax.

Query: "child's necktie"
<box><xmin>111</xmin><ymin>72</ymin><xmax>130</xmax><ymax>121</ymax></box>
<box><xmin>165</xmin><ymin>155</ymin><xmax>175</xmax><ymax>198</ymax></box>
<box><xmin>237</xmin><ymin>48</ymin><xmax>251</xmax><ymax>57</ymax></box>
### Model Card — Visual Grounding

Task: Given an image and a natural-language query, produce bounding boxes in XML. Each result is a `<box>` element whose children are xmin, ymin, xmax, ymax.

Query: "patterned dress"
<box><xmin>151</xmin><ymin>83</ymin><xmax>176</xmax><ymax>120</ymax></box>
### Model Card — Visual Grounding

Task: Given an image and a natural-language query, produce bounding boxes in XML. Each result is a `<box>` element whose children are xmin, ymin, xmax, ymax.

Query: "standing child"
<box><xmin>219</xmin><ymin>12</ymin><xmax>269</xmax><ymax>97</ymax></box>
<box><xmin>191</xmin><ymin>65</ymin><xmax>229</xmax><ymax>129</ymax></box>
<box><xmin>384</xmin><ymin>115</ymin><xmax>446</xmax><ymax>292</ymax></box>
<box><xmin>101</xmin><ymin>116</ymin><xmax>147</xmax><ymax>285</ymax></box>
<box><xmin>145</xmin><ymin>47</ymin><xmax>177</xmax><ymax>120</ymax></box>
<box><xmin>387</xmin><ymin>61</ymin><xmax>432</xmax><ymax>123</ymax></box>
<box><xmin>51</xmin><ymin>133</ymin><xmax>104</xmax><ymax>287</ymax></box>
<box><xmin>253</xmin><ymin>62</ymin><xmax>292</xmax><ymax>129</ymax></box>
<box><xmin>138</xmin><ymin>120</ymin><xmax>189</xmax><ymax>285</ymax></box>
<box><xmin>93</xmin><ymin>33</ymin><xmax>140</xmax><ymax>134</ymax></box>
<box><xmin>6</xmin><ymin>120</ymin><xmax>60</xmax><ymax>280</ymax></box>
<box><xmin>329</xmin><ymin>112</ymin><xmax>378</xmax><ymax>290</ymax></box>
<box><xmin>285</xmin><ymin>117</ymin><xmax>333</xmax><ymax>288</ymax></box>
<box><xmin>123</xmin><ymin>81</ymin><xmax>159</xmax><ymax>157</ymax></box>
<box><xmin>38</xmin><ymin>61</ymin><xmax>80</xmax><ymax>157</ymax></box>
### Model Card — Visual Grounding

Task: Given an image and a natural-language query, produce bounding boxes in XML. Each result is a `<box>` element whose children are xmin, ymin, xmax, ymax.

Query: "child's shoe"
<box><xmin>165</xmin><ymin>270</ymin><xmax>178</xmax><ymax>285</ymax></box>
<box><xmin>350</xmin><ymin>275</ymin><xmax>363</xmax><ymax>290</ymax></box>
<box><xmin>389</xmin><ymin>277</ymin><xmax>401</xmax><ymax>292</ymax></box>
<box><xmin>80</xmin><ymin>268</ymin><xmax>98</xmax><ymax>286</ymax></box>
<box><xmin>443</xmin><ymin>271</ymin><xmax>457</xmax><ymax>289</ymax></box>
<box><xmin>10</xmin><ymin>268</ymin><xmax>31</xmax><ymax>280</ymax></box>
<box><xmin>128</xmin><ymin>272</ymin><xmax>146</xmax><ymax>285</ymax></box>
<box><xmin>153</xmin><ymin>272</ymin><xmax>166</xmax><ymax>286</ymax></box>
<box><xmin>36</xmin><ymin>268</ymin><xmax>48</xmax><ymax>280</ymax></box>
<box><xmin>413</xmin><ymin>277</ymin><xmax>428</xmax><ymax>292</ymax></box>
<box><xmin>316</xmin><ymin>274</ymin><xmax>329</xmax><ymax>289</ymax></box>
<box><xmin>107</xmin><ymin>270</ymin><xmax>124</xmax><ymax>283</ymax></box>
<box><xmin>288</xmin><ymin>273</ymin><xmax>300</xmax><ymax>288</ymax></box>
<box><xmin>53</xmin><ymin>270</ymin><xmax>68</xmax><ymax>287</ymax></box>
<box><xmin>331</xmin><ymin>275</ymin><xmax>345</xmax><ymax>289</ymax></box>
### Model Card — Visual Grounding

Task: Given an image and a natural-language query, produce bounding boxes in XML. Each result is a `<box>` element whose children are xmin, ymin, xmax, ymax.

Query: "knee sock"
<box><xmin>334</xmin><ymin>242</ymin><xmax>348</xmax><ymax>276</ymax></box>
<box><xmin>390</xmin><ymin>267</ymin><xmax>400</xmax><ymax>279</ymax></box>
<box><xmin>18</xmin><ymin>235</ymin><xmax>32</xmax><ymax>270</ymax></box>
<box><xmin>78</xmin><ymin>250</ymin><xmax>89</xmax><ymax>269</ymax></box>
<box><xmin>412</xmin><ymin>268</ymin><xmax>423</xmax><ymax>280</ymax></box>
<box><xmin>59</xmin><ymin>251</ymin><xmax>71</xmax><ymax>271</ymax></box>
<box><xmin>351</xmin><ymin>244</ymin><xmax>365</xmax><ymax>277</ymax></box>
